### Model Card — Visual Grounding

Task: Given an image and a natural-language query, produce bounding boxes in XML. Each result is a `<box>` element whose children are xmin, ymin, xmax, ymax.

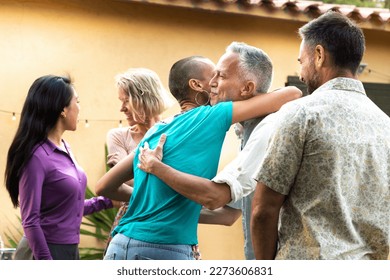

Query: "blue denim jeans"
<box><xmin>104</xmin><ymin>233</ymin><xmax>195</xmax><ymax>260</ymax></box>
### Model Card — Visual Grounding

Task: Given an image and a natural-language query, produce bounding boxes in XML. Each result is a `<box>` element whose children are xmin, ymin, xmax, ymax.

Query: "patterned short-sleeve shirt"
<box><xmin>255</xmin><ymin>77</ymin><xmax>390</xmax><ymax>259</ymax></box>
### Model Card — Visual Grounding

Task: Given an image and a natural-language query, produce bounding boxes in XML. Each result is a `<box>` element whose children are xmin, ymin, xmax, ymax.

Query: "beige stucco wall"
<box><xmin>1</xmin><ymin>0</ymin><xmax>389</xmax><ymax>260</ymax></box>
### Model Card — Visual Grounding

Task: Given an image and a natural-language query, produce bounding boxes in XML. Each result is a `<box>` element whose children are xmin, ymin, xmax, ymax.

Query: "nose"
<box><xmin>209</xmin><ymin>75</ymin><xmax>217</xmax><ymax>87</ymax></box>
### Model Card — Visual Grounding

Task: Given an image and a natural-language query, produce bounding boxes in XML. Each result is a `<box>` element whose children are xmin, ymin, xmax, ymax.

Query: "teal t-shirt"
<box><xmin>114</xmin><ymin>102</ymin><xmax>233</xmax><ymax>245</ymax></box>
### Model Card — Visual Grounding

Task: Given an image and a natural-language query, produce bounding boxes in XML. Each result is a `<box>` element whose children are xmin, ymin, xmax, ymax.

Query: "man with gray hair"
<box><xmin>209</xmin><ymin>42</ymin><xmax>273</xmax><ymax>260</ymax></box>
<box><xmin>137</xmin><ymin>41</ymin><xmax>292</xmax><ymax>259</ymax></box>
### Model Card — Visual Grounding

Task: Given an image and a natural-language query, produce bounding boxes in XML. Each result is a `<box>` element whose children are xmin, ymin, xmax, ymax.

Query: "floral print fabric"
<box><xmin>255</xmin><ymin>78</ymin><xmax>390</xmax><ymax>259</ymax></box>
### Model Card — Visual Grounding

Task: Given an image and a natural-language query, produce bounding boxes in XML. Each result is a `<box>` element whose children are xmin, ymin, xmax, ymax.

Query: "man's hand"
<box><xmin>138</xmin><ymin>134</ymin><xmax>167</xmax><ymax>173</ymax></box>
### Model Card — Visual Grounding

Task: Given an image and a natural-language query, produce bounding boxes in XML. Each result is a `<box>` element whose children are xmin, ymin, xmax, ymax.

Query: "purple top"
<box><xmin>19</xmin><ymin>139</ymin><xmax>112</xmax><ymax>260</ymax></box>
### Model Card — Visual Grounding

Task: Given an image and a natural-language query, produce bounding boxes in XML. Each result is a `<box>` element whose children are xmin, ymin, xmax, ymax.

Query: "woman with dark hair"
<box><xmin>4</xmin><ymin>75</ymin><xmax>113</xmax><ymax>260</ymax></box>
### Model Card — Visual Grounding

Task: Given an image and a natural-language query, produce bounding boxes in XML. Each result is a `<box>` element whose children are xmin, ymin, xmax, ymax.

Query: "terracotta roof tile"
<box><xmin>120</xmin><ymin>0</ymin><xmax>390</xmax><ymax>31</ymax></box>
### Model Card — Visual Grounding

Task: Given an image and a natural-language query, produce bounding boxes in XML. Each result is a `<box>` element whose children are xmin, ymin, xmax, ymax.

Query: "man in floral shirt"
<box><xmin>251</xmin><ymin>11</ymin><xmax>390</xmax><ymax>260</ymax></box>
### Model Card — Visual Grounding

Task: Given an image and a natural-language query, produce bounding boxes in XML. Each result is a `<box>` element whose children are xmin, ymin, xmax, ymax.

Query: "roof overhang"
<box><xmin>116</xmin><ymin>0</ymin><xmax>390</xmax><ymax>32</ymax></box>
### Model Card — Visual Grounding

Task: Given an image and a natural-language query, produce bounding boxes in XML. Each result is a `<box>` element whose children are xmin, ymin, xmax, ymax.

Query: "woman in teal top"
<box><xmin>96</xmin><ymin>56</ymin><xmax>301</xmax><ymax>260</ymax></box>
<box><xmin>115</xmin><ymin>101</ymin><xmax>233</xmax><ymax>248</ymax></box>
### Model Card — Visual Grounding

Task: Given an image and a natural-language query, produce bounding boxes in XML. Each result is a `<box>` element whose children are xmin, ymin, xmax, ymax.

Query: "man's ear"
<box><xmin>241</xmin><ymin>81</ymin><xmax>256</xmax><ymax>99</ymax></box>
<box><xmin>314</xmin><ymin>45</ymin><xmax>325</xmax><ymax>70</ymax></box>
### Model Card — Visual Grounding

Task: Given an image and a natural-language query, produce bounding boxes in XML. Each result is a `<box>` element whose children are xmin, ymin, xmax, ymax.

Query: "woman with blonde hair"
<box><xmin>104</xmin><ymin>68</ymin><xmax>171</xmax><ymax>254</ymax></box>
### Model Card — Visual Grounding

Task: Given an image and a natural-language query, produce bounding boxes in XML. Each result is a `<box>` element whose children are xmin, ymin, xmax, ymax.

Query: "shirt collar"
<box><xmin>235</xmin><ymin>116</ymin><xmax>265</xmax><ymax>143</ymax></box>
<box><xmin>41</xmin><ymin>139</ymin><xmax>69</xmax><ymax>155</ymax></box>
<box><xmin>241</xmin><ymin>117</ymin><xmax>264</xmax><ymax>130</ymax></box>
<box><xmin>313</xmin><ymin>77</ymin><xmax>366</xmax><ymax>96</ymax></box>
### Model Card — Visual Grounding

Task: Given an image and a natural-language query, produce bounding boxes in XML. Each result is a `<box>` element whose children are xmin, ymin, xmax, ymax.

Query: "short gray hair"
<box><xmin>226</xmin><ymin>42</ymin><xmax>273</xmax><ymax>93</ymax></box>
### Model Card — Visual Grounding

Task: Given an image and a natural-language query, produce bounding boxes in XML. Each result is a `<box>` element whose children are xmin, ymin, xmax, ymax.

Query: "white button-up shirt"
<box><xmin>212</xmin><ymin>113</ymin><xmax>277</xmax><ymax>204</ymax></box>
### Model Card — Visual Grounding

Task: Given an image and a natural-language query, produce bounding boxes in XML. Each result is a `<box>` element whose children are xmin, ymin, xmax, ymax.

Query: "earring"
<box><xmin>195</xmin><ymin>90</ymin><xmax>211</xmax><ymax>106</ymax></box>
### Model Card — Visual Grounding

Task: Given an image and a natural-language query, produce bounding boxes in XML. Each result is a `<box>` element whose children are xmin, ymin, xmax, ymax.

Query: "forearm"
<box><xmin>96</xmin><ymin>181</ymin><xmax>132</xmax><ymax>202</ymax></box>
<box><xmin>23</xmin><ymin>226</ymin><xmax>52</xmax><ymax>260</ymax></box>
<box><xmin>251</xmin><ymin>182</ymin><xmax>285</xmax><ymax>260</ymax></box>
<box><xmin>268</xmin><ymin>86</ymin><xmax>303</xmax><ymax>112</ymax></box>
<box><xmin>199</xmin><ymin>206</ymin><xmax>242</xmax><ymax>226</ymax></box>
<box><xmin>232</xmin><ymin>86</ymin><xmax>302</xmax><ymax>124</ymax></box>
<box><xmin>149</xmin><ymin>159</ymin><xmax>231</xmax><ymax>209</ymax></box>
<box><xmin>95</xmin><ymin>152</ymin><xmax>134</xmax><ymax>201</ymax></box>
<box><xmin>251</xmin><ymin>206</ymin><xmax>279</xmax><ymax>259</ymax></box>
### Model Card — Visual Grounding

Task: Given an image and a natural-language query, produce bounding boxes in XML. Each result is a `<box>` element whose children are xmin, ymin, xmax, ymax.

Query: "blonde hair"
<box><xmin>115</xmin><ymin>68</ymin><xmax>170</xmax><ymax>123</ymax></box>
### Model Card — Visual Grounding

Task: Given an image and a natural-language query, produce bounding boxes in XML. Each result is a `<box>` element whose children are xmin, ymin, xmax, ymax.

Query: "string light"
<box><xmin>0</xmin><ymin>110</ymin><xmax>20</xmax><ymax>121</ymax></box>
<box><xmin>367</xmin><ymin>68</ymin><xmax>390</xmax><ymax>80</ymax></box>
<box><xmin>1</xmin><ymin>109</ymin><xmax>124</xmax><ymax>128</ymax></box>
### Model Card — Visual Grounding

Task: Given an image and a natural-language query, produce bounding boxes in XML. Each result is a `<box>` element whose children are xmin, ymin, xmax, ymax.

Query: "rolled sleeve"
<box><xmin>213</xmin><ymin>170</ymin><xmax>244</xmax><ymax>204</ymax></box>
<box><xmin>212</xmin><ymin>114</ymin><xmax>277</xmax><ymax>204</ymax></box>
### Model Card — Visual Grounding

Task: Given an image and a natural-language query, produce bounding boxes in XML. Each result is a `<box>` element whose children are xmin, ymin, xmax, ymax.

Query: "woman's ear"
<box><xmin>188</xmin><ymin>79</ymin><xmax>202</xmax><ymax>91</ymax></box>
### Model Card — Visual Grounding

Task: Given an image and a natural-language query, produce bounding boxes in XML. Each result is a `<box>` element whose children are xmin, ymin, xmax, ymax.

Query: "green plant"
<box><xmin>79</xmin><ymin>186</ymin><xmax>118</xmax><ymax>260</ymax></box>
<box><xmin>4</xmin><ymin>216</ymin><xmax>23</xmax><ymax>248</ymax></box>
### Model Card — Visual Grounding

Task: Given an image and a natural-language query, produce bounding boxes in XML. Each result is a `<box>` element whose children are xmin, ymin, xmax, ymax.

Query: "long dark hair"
<box><xmin>4</xmin><ymin>75</ymin><xmax>74</xmax><ymax>208</ymax></box>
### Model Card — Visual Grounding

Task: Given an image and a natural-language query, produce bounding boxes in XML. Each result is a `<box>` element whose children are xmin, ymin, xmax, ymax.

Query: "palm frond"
<box><xmin>4</xmin><ymin>215</ymin><xmax>23</xmax><ymax>248</ymax></box>
<box><xmin>79</xmin><ymin>247</ymin><xmax>105</xmax><ymax>260</ymax></box>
